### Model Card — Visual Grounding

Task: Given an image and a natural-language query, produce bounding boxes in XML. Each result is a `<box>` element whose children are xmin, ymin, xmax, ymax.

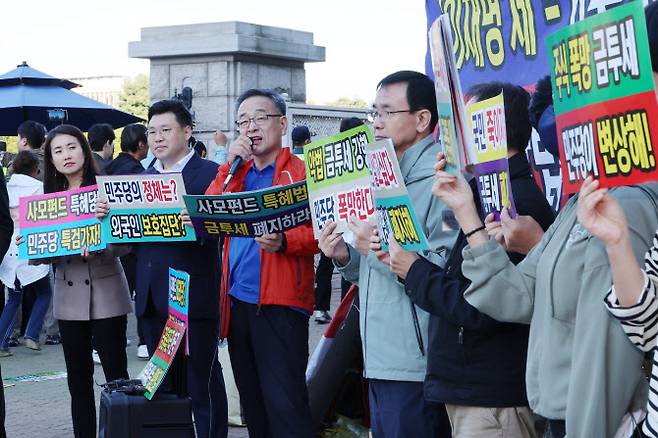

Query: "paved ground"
<box><xmin>3</xmin><ymin>274</ymin><xmax>343</xmax><ymax>437</ymax></box>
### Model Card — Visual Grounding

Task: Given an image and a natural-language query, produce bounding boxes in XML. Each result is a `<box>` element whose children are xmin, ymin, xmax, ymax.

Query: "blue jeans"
<box><xmin>369</xmin><ymin>379</ymin><xmax>451</xmax><ymax>438</ymax></box>
<box><xmin>0</xmin><ymin>276</ymin><xmax>52</xmax><ymax>349</ymax></box>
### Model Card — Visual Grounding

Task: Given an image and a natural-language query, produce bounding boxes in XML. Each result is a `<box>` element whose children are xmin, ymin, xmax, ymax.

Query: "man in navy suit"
<box><xmin>101</xmin><ymin>100</ymin><xmax>228</xmax><ymax>438</ymax></box>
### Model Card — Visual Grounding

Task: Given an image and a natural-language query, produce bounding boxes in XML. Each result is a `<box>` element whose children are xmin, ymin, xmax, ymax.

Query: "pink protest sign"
<box><xmin>19</xmin><ymin>185</ymin><xmax>98</xmax><ymax>229</ymax></box>
<box><xmin>18</xmin><ymin>185</ymin><xmax>104</xmax><ymax>260</ymax></box>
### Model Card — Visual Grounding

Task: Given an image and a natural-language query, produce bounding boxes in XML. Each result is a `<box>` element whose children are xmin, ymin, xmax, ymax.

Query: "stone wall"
<box><xmin>130</xmin><ymin>22</ymin><xmax>325</xmax><ymax>157</ymax></box>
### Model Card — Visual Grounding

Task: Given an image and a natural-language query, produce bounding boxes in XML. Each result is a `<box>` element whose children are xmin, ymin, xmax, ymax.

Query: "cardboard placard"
<box><xmin>365</xmin><ymin>139</ymin><xmax>430</xmax><ymax>252</ymax></box>
<box><xmin>97</xmin><ymin>173</ymin><xmax>196</xmax><ymax>243</ymax></box>
<box><xmin>547</xmin><ymin>1</ymin><xmax>658</xmax><ymax>193</ymax></box>
<box><xmin>184</xmin><ymin>181</ymin><xmax>311</xmax><ymax>238</ymax></box>
<box><xmin>18</xmin><ymin>185</ymin><xmax>104</xmax><ymax>259</ymax></box>
<box><xmin>303</xmin><ymin>125</ymin><xmax>375</xmax><ymax>237</ymax></box>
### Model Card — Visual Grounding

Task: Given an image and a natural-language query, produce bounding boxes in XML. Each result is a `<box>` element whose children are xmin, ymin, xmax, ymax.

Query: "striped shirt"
<box><xmin>605</xmin><ymin>231</ymin><xmax>658</xmax><ymax>437</ymax></box>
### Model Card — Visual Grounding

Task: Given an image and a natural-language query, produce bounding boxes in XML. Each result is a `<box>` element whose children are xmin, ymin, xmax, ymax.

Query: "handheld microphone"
<box><xmin>223</xmin><ymin>157</ymin><xmax>242</xmax><ymax>190</ymax></box>
<box><xmin>223</xmin><ymin>137</ymin><xmax>253</xmax><ymax>191</ymax></box>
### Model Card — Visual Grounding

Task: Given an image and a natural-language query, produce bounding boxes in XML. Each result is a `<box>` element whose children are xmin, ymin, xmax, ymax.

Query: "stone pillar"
<box><xmin>128</xmin><ymin>22</ymin><xmax>325</xmax><ymax>157</ymax></box>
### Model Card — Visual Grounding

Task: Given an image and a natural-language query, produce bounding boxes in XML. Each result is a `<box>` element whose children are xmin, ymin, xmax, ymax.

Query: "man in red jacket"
<box><xmin>206</xmin><ymin>88</ymin><xmax>317</xmax><ymax>438</ymax></box>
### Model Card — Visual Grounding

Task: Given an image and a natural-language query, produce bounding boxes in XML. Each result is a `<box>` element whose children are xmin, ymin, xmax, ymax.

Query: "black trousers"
<box><xmin>0</xmin><ymin>363</ymin><xmax>5</xmax><ymax>438</ymax></box>
<box><xmin>59</xmin><ymin>315</ymin><xmax>128</xmax><ymax>438</ymax></box>
<box><xmin>141</xmin><ymin>306</ymin><xmax>227</xmax><ymax>438</ymax></box>
<box><xmin>228</xmin><ymin>299</ymin><xmax>313</xmax><ymax>438</ymax></box>
<box><xmin>314</xmin><ymin>253</ymin><xmax>351</xmax><ymax>311</ymax></box>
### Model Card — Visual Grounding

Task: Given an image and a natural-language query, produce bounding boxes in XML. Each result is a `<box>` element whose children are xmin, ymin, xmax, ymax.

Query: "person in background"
<box><xmin>291</xmin><ymin>125</ymin><xmax>311</xmax><ymax>155</ymax></box>
<box><xmin>105</xmin><ymin>123</ymin><xmax>149</xmax><ymax>359</ymax></box>
<box><xmin>312</xmin><ymin>117</ymin><xmax>363</xmax><ymax>324</ymax></box>
<box><xmin>483</xmin><ymin>75</ymin><xmax>557</xmax><ymax>255</ymax></box>
<box><xmin>0</xmin><ymin>153</ymin><xmax>14</xmax><ymax>438</ymax></box>
<box><xmin>5</xmin><ymin>121</ymin><xmax>53</xmax><ymax>347</ymax></box>
<box><xmin>105</xmin><ymin>123</ymin><xmax>147</xmax><ymax>175</ymax></box>
<box><xmin>213</xmin><ymin>130</ymin><xmax>229</xmax><ymax>165</ymax></box>
<box><xmin>27</xmin><ymin>124</ymin><xmax>132</xmax><ymax>438</ymax></box>
<box><xmin>0</xmin><ymin>141</ymin><xmax>8</xmax><ymax>173</ymax></box>
<box><xmin>190</xmin><ymin>136</ymin><xmax>207</xmax><ymax>158</ymax></box>
<box><xmin>7</xmin><ymin>121</ymin><xmax>47</xmax><ymax>180</ymax></box>
<box><xmin>0</xmin><ymin>152</ymin><xmax>52</xmax><ymax>355</ymax></box>
<box><xmin>87</xmin><ymin>123</ymin><xmax>115</xmax><ymax>174</ymax></box>
<box><xmin>319</xmin><ymin>71</ymin><xmax>455</xmax><ymax>437</ymax></box>
<box><xmin>206</xmin><ymin>88</ymin><xmax>317</xmax><ymax>438</ymax></box>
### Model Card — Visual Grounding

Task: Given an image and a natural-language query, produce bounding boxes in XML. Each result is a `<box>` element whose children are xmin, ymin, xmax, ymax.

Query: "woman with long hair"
<box><xmin>29</xmin><ymin>124</ymin><xmax>132</xmax><ymax>437</ymax></box>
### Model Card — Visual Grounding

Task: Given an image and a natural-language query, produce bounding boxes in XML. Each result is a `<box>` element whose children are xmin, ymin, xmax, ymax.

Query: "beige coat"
<box><xmin>52</xmin><ymin>246</ymin><xmax>133</xmax><ymax>321</ymax></box>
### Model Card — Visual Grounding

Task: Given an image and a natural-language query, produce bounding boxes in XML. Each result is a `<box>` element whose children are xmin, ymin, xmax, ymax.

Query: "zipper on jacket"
<box><xmin>458</xmin><ymin>327</ymin><xmax>464</xmax><ymax>345</ymax></box>
<box><xmin>295</xmin><ymin>257</ymin><xmax>302</xmax><ymax>289</ymax></box>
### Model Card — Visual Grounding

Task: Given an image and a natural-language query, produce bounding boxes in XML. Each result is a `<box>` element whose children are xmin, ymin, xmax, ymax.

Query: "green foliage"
<box><xmin>0</xmin><ymin>136</ymin><xmax>18</xmax><ymax>154</ymax></box>
<box><xmin>324</xmin><ymin>97</ymin><xmax>369</xmax><ymax>109</ymax></box>
<box><xmin>117</xmin><ymin>74</ymin><xmax>149</xmax><ymax>120</ymax></box>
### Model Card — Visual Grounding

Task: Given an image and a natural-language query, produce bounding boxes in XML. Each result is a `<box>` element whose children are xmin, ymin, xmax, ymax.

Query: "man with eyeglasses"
<box><xmin>318</xmin><ymin>71</ymin><xmax>455</xmax><ymax>437</ymax></box>
<box><xmin>97</xmin><ymin>99</ymin><xmax>228</xmax><ymax>438</ymax></box>
<box><xmin>206</xmin><ymin>89</ymin><xmax>317</xmax><ymax>438</ymax></box>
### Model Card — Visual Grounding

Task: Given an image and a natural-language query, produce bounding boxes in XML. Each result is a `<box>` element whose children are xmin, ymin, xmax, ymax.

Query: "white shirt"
<box><xmin>153</xmin><ymin>148</ymin><xmax>195</xmax><ymax>173</ymax></box>
<box><xmin>0</xmin><ymin>174</ymin><xmax>50</xmax><ymax>288</ymax></box>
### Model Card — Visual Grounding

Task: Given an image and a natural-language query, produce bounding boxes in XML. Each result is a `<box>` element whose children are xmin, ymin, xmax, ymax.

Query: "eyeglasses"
<box><xmin>235</xmin><ymin>112</ymin><xmax>283</xmax><ymax>130</ymax></box>
<box><xmin>367</xmin><ymin>109</ymin><xmax>413</xmax><ymax>122</ymax></box>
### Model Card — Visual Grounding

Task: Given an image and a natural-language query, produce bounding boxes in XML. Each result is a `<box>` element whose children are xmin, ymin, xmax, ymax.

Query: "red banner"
<box><xmin>556</xmin><ymin>90</ymin><xmax>658</xmax><ymax>194</ymax></box>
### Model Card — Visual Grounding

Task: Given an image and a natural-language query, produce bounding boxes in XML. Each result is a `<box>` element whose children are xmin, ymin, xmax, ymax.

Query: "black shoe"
<box><xmin>45</xmin><ymin>335</ymin><xmax>61</xmax><ymax>345</ymax></box>
<box><xmin>7</xmin><ymin>337</ymin><xmax>19</xmax><ymax>347</ymax></box>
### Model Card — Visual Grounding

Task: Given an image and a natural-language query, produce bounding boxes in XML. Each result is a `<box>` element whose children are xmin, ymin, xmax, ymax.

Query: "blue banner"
<box><xmin>425</xmin><ymin>0</ymin><xmax>656</xmax><ymax>91</ymax></box>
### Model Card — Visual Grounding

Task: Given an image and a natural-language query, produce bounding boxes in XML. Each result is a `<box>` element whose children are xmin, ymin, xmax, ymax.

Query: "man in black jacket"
<box><xmin>105</xmin><ymin>123</ymin><xmax>149</xmax><ymax>358</ymax></box>
<box><xmin>0</xmin><ymin>166</ymin><xmax>13</xmax><ymax>438</ymax></box>
<box><xmin>105</xmin><ymin>123</ymin><xmax>148</xmax><ymax>176</ymax></box>
<box><xmin>374</xmin><ymin>82</ymin><xmax>555</xmax><ymax>437</ymax></box>
<box><xmin>88</xmin><ymin>123</ymin><xmax>115</xmax><ymax>173</ymax></box>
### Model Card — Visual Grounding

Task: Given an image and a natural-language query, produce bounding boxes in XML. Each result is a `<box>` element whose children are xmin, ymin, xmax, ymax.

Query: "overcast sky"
<box><xmin>0</xmin><ymin>0</ymin><xmax>427</xmax><ymax>104</ymax></box>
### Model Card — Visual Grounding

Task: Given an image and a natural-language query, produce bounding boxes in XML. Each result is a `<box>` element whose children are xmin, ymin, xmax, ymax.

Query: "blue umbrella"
<box><xmin>0</xmin><ymin>62</ymin><xmax>143</xmax><ymax>135</ymax></box>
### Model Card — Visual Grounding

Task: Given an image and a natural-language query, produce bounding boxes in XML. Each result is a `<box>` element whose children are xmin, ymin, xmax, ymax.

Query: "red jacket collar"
<box><xmin>229</xmin><ymin>147</ymin><xmax>293</xmax><ymax>190</ymax></box>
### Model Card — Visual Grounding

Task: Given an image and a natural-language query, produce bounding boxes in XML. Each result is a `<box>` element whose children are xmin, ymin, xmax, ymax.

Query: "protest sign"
<box><xmin>546</xmin><ymin>1</ymin><xmax>658</xmax><ymax>193</ymax></box>
<box><xmin>138</xmin><ymin>317</ymin><xmax>185</xmax><ymax>400</ymax></box>
<box><xmin>466</xmin><ymin>92</ymin><xmax>517</xmax><ymax>219</ymax></box>
<box><xmin>97</xmin><ymin>174</ymin><xmax>196</xmax><ymax>243</ymax></box>
<box><xmin>168</xmin><ymin>268</ymin><xmax>189</xmax><ymax>355</ymax></box>
<box><xmin>428</xmin><ymin>14</ymin><xmax>471</xmax><ymax>174</ymax></box>
<box><xmin>184</xmin><ymin>181</ymin><xmax>311</xmax><ymax>238</ymax></box>
<box><xmin>425</xmin><ymin>0</ymin><xmax>657</xmax><ymax>212</ymax></box>
<box><xmin>366</xmin><ymin>139</ymin><xmax>430</xmax><ymax>252</ymax></box>
<box><xmin>303</xmin><ymin>125</ymin><xmax>375</xmax><ymax>237</ymax></box>
<box><xmin>425</xmin><ymin>0</ymin><xmax>656</xmax><ymax>91</ymax></box>
<box><xmin>18</xmin><ymin>185</ymin><xmax>104</xmax><ymax>259</ymax></box>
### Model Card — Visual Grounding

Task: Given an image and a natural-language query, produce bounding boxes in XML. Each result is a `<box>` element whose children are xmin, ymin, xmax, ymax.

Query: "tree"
<box><xmin>324</xmin><ymin>97</ymin><xmax>369</xmax><ymax>109</ymax></box>
<box><xmin>117</xmin><ymin>74</ymin><xmax>149</xmax><ymax>120</ymax></box>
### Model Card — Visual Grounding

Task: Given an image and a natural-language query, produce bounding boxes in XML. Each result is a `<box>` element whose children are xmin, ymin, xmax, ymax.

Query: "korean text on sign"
<box><xmin>185</xmin><ymin>181</ymin><xmax>312</xmax><ymax>238</ymax></box>
<box><xmin>18</xmin><ymin>185</ymin><xmax>105</xmax><ymax>259</ymax></box>
<box><xmin>547</xmin><ymin>1</ymin><xmax>658</xmax><ymax>193</ymax></box>
<box><xmin>304</xmin><ymin>125</ymin><xmax>375</xmax><ymax>238</ymax></box>
<box><xmin>97</xmin><ymin>174</ymin><xmax>196</xmax><ymax>243</ymax></box>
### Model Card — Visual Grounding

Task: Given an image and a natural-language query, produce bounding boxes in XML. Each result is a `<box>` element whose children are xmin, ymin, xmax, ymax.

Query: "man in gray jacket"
<box><xmin>318</xmin><ymin>71</ymin><xmax>456</xmax><ymax>437</ymax></box>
